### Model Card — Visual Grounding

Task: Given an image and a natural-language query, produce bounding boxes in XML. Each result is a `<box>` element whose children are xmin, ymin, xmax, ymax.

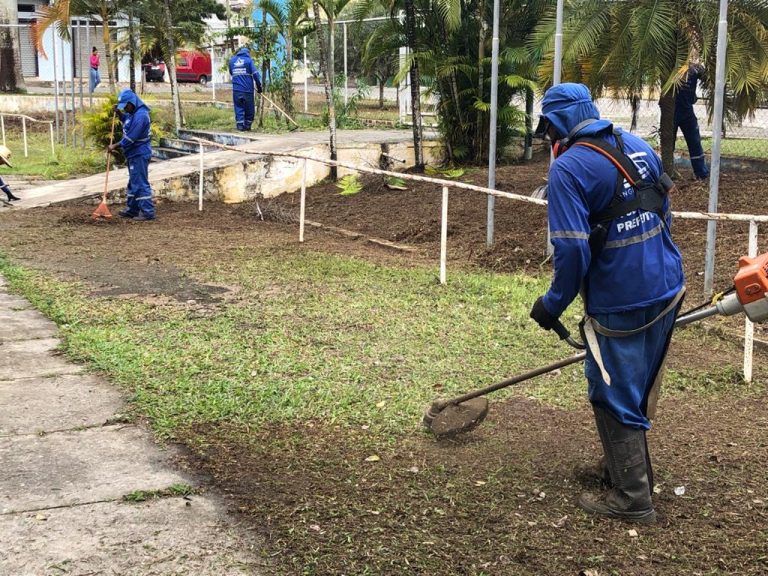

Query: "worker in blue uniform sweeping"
<box><xmin>108</xmin><ymin>89</ymin><xmax>156</xmax><ymax>221</ymax></box>
<box><xmin>228</xmin><ymin>46</ymin><xmax>263</xmax><ymax>131</ymax></box>
<box><xmin>530</xmin><ymin>83</ymin><xmax>685</xmax><ymax>523</ymax></box>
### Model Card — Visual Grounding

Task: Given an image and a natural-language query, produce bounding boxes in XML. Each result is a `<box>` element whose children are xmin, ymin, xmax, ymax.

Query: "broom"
<box><xmin>92</xmin><ymin>111</ymin><xmax>117</xmax><ymax>220</ymax></box>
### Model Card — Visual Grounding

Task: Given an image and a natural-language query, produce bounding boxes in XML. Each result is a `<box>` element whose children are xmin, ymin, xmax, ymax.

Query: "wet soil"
<box><xmin>1</xmin><ymin>158</ymin><xmax>767</xmax><ymax>575</ymax></box>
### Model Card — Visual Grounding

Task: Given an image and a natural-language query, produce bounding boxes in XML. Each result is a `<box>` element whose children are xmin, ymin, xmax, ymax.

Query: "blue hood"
<box><xmin>540</xmin><ymin>83</ymin><xmax>612</xmax><ymax>140</ymax></box>
<box><xmin>116</xmin><ymin>88</ymin><xmax>149</xmax><ymax>112</ymax></box>
<box><xmin>235</xmin><ymin>47</ymin><xmax>251</xmax><ymax>58</ymax></box>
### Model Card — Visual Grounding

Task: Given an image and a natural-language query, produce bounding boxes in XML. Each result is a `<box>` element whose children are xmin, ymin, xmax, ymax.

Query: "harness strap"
<box><xmin>585</xmin><ymin>286</ymin><xmax>686</xmax><ymax>338</ymax></box>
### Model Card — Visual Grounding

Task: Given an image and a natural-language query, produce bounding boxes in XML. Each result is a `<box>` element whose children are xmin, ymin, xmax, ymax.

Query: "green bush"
<box><xmin>82</xmin><ymin>94</ymin><xmax>168</xmax><ymax>164</ymax></box>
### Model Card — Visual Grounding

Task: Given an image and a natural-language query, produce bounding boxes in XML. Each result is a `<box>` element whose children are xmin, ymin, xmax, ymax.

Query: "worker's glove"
<box><xmin>256</xmin><ymin>87</ymin><xmax>263</xmax><ymax>94</ymax></box>
<box><xmin>530</xmin><ymin>297</ymin><xmax>558</xmax><ymax>331</ymax></box>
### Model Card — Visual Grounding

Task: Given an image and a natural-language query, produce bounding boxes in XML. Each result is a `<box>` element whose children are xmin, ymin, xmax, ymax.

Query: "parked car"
<box><xmin>176</xmin><ymin>50</ymin><xmax>212</xmax><ymax>84</ymax></box>
<box><xmin>143</xmin><ymin>60</ymin><xmax>166</xmax><ymax>82</ymax></box>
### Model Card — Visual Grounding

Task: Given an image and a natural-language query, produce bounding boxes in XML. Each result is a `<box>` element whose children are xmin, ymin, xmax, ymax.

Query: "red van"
<box><xmin>176</xmin><ymin>50</ymin><xmax>212</xmax><ymax>84</ymax></box>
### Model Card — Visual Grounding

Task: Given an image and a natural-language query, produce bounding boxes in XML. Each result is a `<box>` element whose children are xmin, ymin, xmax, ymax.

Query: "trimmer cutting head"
<box><xmin>423</xmin><ymin>397</ymin><xmax>490</xmax><ymax>438</ymax></box>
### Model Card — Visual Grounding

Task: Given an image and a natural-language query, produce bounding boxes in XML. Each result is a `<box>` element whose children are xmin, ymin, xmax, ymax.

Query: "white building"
<box><xmin>16</xmin><ymin>1</ymin><xmax>135</xmax><ymax>83</ymax></box>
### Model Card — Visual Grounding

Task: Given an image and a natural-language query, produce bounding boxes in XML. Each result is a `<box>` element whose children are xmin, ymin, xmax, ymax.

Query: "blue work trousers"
<box><xmin>125</xmin><ymin>155</ymin><xmax>155</xmax><ymax>218</ymax></box>
<box><xmin>585</xmin><ymin>298</ymin><xmax>678</xmax><ymax>430</ymax></box>
<box><xmin>675</xmin><ymin>111</ymin><xmax>709</xmax><ymax>179</ymax></box>
<box><xmin>233</xmin><ymin>91</ymin><xmax>255</xmax><ymax>131</ymax></box>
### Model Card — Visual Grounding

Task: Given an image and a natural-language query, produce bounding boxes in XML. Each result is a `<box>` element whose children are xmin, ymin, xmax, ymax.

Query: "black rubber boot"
<box><xmin>578</xmin><ymin>405</ymin><xmax>656</xmax><ymax>523</ymax></box>
<box><xmin>5</xmin><ymin>191</ymin><xmax>20</xmax><ymax>201</ymax></box>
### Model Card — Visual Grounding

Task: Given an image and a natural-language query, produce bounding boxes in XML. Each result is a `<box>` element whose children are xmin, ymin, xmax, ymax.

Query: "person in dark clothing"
<box><xmin>228</xmin><ymin>46</ymin><xmax>263</xmax><ymax>131</ymax></box>
<box><xmin>0</xmin><ymin>145</ymin><xmax>21</xmax><ymax>202</ymax></box>
<box><xmin>675</xmin><ymin>64</ymin><xmax>709</xmax><ymax>180</ymax></box>
<box><xmin>107</xmin><ymin>89</ymin><xmax>156</xmax><ymax>221</ymax></box>
<box><xmin>531</xmin><ymin>83</ymin><xmax>685</xmax><ymax>523</ymax></box>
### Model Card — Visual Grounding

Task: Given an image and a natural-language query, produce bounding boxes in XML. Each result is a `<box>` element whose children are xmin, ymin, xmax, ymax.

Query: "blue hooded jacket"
<box><xmin>116</xmin><ymin>89</ymin><xmax>152</xmax><ymax>159</ymax></box>
<box><xmin>539</xmin><ymin>83</ymin><xmax>684</xmax><ymax>316</ymax></box>
<box><xmin>229</xmin><ymin>47</ymin><xmax>263</xmax><ymax>93</ymax></box>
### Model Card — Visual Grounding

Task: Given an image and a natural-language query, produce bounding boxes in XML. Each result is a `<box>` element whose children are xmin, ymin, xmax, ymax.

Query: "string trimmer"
<box><xmin>424</xmin><ymin>251</ymin><xmax>768</xmax><ymax>438</ymax></box>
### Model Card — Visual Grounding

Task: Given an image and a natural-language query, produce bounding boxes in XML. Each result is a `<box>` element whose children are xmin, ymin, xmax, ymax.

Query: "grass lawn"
<box><xmin>1</xmin><ymin>132</ymin><xmax>105</xmax><ymax>179</ymax></box>
<box><xmin>0</xmin><ymin>244</ymin><xmax>749</xmax><ymax>441</ymax></box>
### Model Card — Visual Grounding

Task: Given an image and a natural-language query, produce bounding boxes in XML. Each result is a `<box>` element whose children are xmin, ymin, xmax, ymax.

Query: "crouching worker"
<box><xmin>529</xmin><ymin>83</ymin><xmax>685</xmax><ymax>523</ymax></box>
<box><xmin>0</xmin><ymin>145</ymin><xmax>21</xmax><ymax>202</ymax></box>
<box><xmin>108</xmin><ymin>89</ymin><xmax>156</xmax><ymax>221</ymax></box>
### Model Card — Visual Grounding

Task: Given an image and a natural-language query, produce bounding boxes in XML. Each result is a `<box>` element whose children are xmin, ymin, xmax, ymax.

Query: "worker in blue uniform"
<box><xmin>108</xmin><ymin>89</ymin><xmax>156</xmax><ymax>221</ymax></box>
<box><xmin>530</xmin><ymin>83</ymin><xmax>685</xmax><ymax>523</ymax></box>
<box><xmin>675</xmin><ymin>63</ymin><xmax>709</xmax><ymax>180</ymax></box>
<box><xmin>228</xmin><ymin>46</ymin><xmax>263</xmax><ymax>131</ymax></box>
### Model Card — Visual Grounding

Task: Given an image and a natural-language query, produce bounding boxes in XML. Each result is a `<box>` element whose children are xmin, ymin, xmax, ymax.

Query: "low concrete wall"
<box><xmin>153</xmin><ymin>140</ymin><xmax>443</xmax><ymax>204</ymax></box>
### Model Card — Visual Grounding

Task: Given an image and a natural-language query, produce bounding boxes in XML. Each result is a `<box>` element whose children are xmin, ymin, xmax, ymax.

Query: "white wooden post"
<box><xmin>743</xmin><ymin>220</ymin><xmax>758</xmax><ymax>382</ymax></box>
<box><xmin>440</xmin><ymin>186</ymin><xmax>449</xmax><ymax>284</ymax></box>
<box><xmin>22</xmin><ymin>117</ymin><xmax>28</xmax><ymax>157</ymax></box>
<box><xmin>299</xmin><ymin>158</ymin><xmax>307</xmax><ymax>242</ymax></box>
<box><xmin>198</xmin><ymin>141</ymin><xmax>204</xmax><ymax>211</ymax></box>
<box><xmin>1</xmin><ymin>115</ymin><xmax>5</xmax><ymax>146</ymax></box>
<box><xmin>49</xmin><ymin>122</ymin><xmax>55</xmax><ymax>156</ymax></box>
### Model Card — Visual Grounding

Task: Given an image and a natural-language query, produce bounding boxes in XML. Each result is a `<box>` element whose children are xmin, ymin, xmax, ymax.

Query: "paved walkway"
<box><xmin>0</xmin><ymin>275</ymin><xmax>264</xmax><ymax>574</ymax></box>
<box><xmin>0</xmin><ymin>128</ymin><xmax>433</xmax><ymax>211</ymax></box>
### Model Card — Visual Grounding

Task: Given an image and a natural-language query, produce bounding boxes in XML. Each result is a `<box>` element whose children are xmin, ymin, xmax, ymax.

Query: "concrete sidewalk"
<box><xmin>0</xmin><ymin>275</ymin><xmax>264</xmax><ymax>575</ymax></box>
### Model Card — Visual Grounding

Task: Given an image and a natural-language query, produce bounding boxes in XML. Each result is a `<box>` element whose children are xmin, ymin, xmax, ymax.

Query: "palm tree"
<box><xmin>532</xmin><ymin>0</ymin><xmax>768</xmax><ymax>174</ymax></box>
<box><xmin>33</xmin><ymin>0</ymin><xmax>120</xmax><ymax>92</ymax></box>
<box><xmin>256</xmin><ymin>0</ymin><xmax>311</xmax><ymax>114</ymax></box>
<box><xmin>0</xmin><ymin>0</ymin><xmax>26</xmax><ymax>91</ymax></box>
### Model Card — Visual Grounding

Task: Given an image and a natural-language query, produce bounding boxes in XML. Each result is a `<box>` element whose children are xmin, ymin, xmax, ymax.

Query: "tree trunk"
<box><xmin>475</xmin><ymin>0</ymin><xmax>486</xmax><ymax>163</ymax></box>
<box><xmin>378</xmin><ymin>76</ymin><xmax>384</xmax><ymax>109</ymax></box>
<box><xmin>284</xmin><ymin>32</ymin><xmax>294</xmax><ymax>115</ymax></box>
<box><xmin>128</xmin><ymin>5</ymin><xmax>136</xmax><ymax>92</ymax></box>
<box><xmin>524</xmin><ymin>87</ymin><xmax>533</xmax><ymax>160</ymax></box>
<box><xmin>312</xmin><ymin>0</ymin><xmax>337</xmax><ymax>180</ymax></box>
<box><xmin>404</xmin><ymin>0</ymin><xmax>423</xmax><ymax>170</ymax></box>
<box><xmin>658</xmin><ymin>88</ymin><xmax>676</xmax><ymax>176</ymax></box>
<box><xmin>0</xmin><ymin>0</ymin><xmax>26</xmax><ymax>92</ymax></box>
<box><xmin>162</xmin><ymin>0</ymin><xmax>183</xmax><ymax>133</ymax></box>
<box><xmin>100</xmin><ymin>10</ymin><xmax>116</xmax><ymax>92</ymax></box>
<box><xmin>259</xmin><ymin>11</ymin><xmax>267</xmax><ymax>128</ymax></box>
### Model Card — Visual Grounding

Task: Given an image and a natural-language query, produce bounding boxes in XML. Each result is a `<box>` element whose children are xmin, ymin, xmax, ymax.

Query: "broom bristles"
<box><xmin>92</xmin><ymin>200</ymin><xmax>112</xmax><ymax>219</ymax></box>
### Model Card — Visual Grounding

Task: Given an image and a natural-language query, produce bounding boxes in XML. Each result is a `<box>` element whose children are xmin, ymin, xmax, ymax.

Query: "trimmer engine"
<box><xmin>716</xmin><ymin>252</ymin><xmax>768</xmax><ymax>323</ymax></box>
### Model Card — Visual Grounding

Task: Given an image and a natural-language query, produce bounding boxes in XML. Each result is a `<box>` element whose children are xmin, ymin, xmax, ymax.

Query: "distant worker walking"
<box><xmin>674</xmin><ymin>63</ymin><xmax>709</xmax><ymax>180</ymax></box>
<box><xmin>228</xmin><ymin>46</ymin><xmax>263</xmax><ymax>131</ymax></box>
<box><xmin>107</xmin><ymin>89</ymin><xmax>156</xmax><ymax>221</ymax></box>
<box><xmin>89</xmin><ymin>47</ymin><xmax>101</xmax><ymax>93</ymax></box>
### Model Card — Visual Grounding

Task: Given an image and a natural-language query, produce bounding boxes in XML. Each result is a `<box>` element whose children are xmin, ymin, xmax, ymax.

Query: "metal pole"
<box><xmin>486</xmin><ymin>0</ymin><xmax>501</xmax><ymax>246</ymax></box>
<box><xmin>86</xmin><ymin>21</ymin><xmax>92</xmax><ymax>108</ymax></box>
<box><xmin>60</xmin><ymin>33</ymin><xmax>68</xmax><ymax>146</ymax></box>
<box><xmin>22</xmin><ymin>117</ymin><xmax>28</xmax><ymax>157</ymax></box>
<box><xmin>743</xmin><ymin>220</ymin><xmax>758</xmax><ymax>382</ymax></box>
<box><xmin>553</xmin><ymin>0</ymin><xmax>564</xmax><ymax>85</ymax></box>
<box><xmin>211</xmin><ymin>45</ymin><xmax>216</xmax><ymax>101</ymax></box>
<box><xmin>49</xmin><ymin>122</ymin><xmax>55</xmax><ymax>156</ymax></box>
<box><xmin>544</xmin><ymin>0</ymin><xmax>565</xmax><ymax>256</ymax></box>
<box><xmin>703</xmin><ymin>0</ymin><xmax>730</xmax><ymax>297</ymax></box>
<box><xmin>199</xmin><ymin>141</ymin><xmax>204</xmax><ymax>211</ymax></box>
<box><xmin>299</xmin><ymin>158</ymin><xmax>307</xmax><ymax>242</ymax></box>
<box><xmin>78</xmin><ymin>21</ymin><xmax>85</xmax><ymax>147</ymax></box>
<box><xmin>52</xmin><ymin>28</ymin><xmax>60</xmax><ymax>143</ymax></box>
<box><xmin>303</xmin><ymin>36</ymin><xmax>308</xmax><ymax>113</ymax></box>
<box><xmin>1</xmin><ymin>115</ymin><xmax>5</xmax><ymax>146</ymax></box>
<box><xmin>71</xmin><ymin>22</ymin><xmax>77</xmax><ymax>147</ymax></box>
<box><xmin>440</xmin><ymin>186</ymin><xmax>449</xmax><ymax>284</ymax></box>
<box><xmin>343</xmin><ymin>23</ymin><xmax>348</xmax><ymax>107</ymax></box>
